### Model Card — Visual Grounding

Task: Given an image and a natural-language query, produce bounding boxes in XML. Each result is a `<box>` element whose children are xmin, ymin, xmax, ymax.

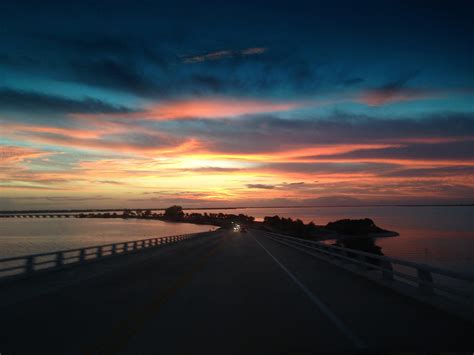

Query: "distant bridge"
<box><xmin>0</xmin><ymin>213</ymin><xmax>76</xmax><ymax>218</ymax></box>
<box><xmin>0</xmin><ymin>229</ymin><xmax>473</xmax><ymax>353</ymax></box>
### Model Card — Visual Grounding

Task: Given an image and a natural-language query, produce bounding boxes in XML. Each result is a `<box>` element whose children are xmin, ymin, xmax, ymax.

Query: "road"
<box><xmin>0</xmin><ymin>229</ymin><xmax>473</xmax><ymax>354</ymax></box>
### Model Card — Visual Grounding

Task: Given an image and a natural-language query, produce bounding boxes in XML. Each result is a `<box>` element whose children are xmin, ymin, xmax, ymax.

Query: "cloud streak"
<box><xmin>0</xmin><ymin>87</ymin><xmax>135</xmax><ymax>115</ymax></box>
<box><xmin>182</xmin><ymin>47</ymin><xmax>267</xmax><ymax>64</ymax></box>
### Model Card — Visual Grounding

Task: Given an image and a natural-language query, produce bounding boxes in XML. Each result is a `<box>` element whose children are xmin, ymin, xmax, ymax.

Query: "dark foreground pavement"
<box><xmin>0</xmin><ymin>229</ymin><xmax>473</xmax><ymax>354</ymax></box>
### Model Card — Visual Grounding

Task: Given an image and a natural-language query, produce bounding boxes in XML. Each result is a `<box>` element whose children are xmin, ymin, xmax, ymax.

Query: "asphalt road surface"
<box><xmin>0</xmin><ymin>229</ymin><xmax>473</xmax><ymax>354</ymax></box>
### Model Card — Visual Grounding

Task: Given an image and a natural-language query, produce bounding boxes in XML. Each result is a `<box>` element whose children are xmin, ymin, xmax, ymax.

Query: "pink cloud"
<box><xmin>75</xmin><ymin>98</ymin><xmax>301</xmax><ymax>121</ymax></box>
<box><xmin>144</xmin><ymin>98</ymin><xmax>299</xmax><ymax>119</ymax></box>
<box><xmin>0</xmin><ymin>145</ymin><xmax>50</xmax><ymax>165</ymax></box>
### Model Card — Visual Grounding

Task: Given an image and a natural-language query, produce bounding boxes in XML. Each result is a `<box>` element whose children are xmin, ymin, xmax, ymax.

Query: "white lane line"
<box><xmin>252</xmin><ymin>233</ymin><xmax>366</xmax><ymax>350</ymax></box>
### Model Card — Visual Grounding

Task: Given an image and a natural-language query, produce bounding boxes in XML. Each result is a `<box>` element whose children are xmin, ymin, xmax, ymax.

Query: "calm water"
<box><xmin>189</xmin><ymin>206</ymin><xmax>474</xmax><ymax>273</ymax></box>
<box><xmin>0</xmin><ymin>218</ymin><xmax>216</xmax><ymax>259</ymax></box>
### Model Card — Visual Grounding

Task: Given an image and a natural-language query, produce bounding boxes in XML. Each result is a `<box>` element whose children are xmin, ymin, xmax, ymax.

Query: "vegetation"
<box><xmin>163</xmin><ymin>205</ymin><xmax>185</xmax><ymax>221</ymax></box>
<box><xmin>262</xmin><ymin>215</ymin><xmax>318</xmax><ymax>238</ymax></box>
<box><xmin>76</xmin><ymin>207</ymin><xmax>396</xmax><ymax>244</ymax></box>
<box><xmin>77</xmin><ymin>206</ymin><xmax>255</xmax><ymax>228</ymax></box>
<box><xmin>325</xmin><ymin>218</ymin><xmax>385</xmax><ymax>236</ymax></box>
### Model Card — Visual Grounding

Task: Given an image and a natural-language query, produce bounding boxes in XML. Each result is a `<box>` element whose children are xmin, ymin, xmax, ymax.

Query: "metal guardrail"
<box><xmin>262</xmin><ymin>231</ymin><xmax>474</xmax><ymax>306</ymax></box>
<box><xmin>0</xmin><ymin>232</ymin><xmax>208</xmax><ymax>281</ymax></box>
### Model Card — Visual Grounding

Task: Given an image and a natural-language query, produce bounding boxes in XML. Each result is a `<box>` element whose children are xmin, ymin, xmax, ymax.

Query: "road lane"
<box><xmin>120</xmin><ymin>229</ymin><xmax>356</xmax><ymax>354</ymax></box>
<box><xmin>251</xmin><ymin>233</ymin><xmax>366</xmax><ymax>349</ymax></box>
<box><xmin>253</xmin><ymin>230</ymin><xmax>474</xmax><ymax>351</ymax></box>
<box><xmin>0</xmin><ymin>230</ymin><xmax>225</xmax><ymax>355</ymax></box>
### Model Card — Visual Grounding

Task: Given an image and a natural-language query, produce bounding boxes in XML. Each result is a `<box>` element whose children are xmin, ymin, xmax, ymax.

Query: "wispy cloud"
<box><xmin>82</xmin><ymin>97</ymin><xmax>300</xmax><ymax>120</ymax></box>
<box><xmin>182</xmin><ymin>47</ymin><xmax>267</xmax><ymax>64</ymax></box>
<box><xmin>0</xmin><ymin>145</ymin><xmax>51</xmax><ymax>165</ymax></box>
<box><xmin>358</xmin><ymin>88</ymin><xmax>439</xmax><ymax>106</ymax></box>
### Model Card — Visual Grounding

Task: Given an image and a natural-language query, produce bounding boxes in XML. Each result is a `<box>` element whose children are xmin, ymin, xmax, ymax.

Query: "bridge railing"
<box><xmin>263</xmin><ymin>232</ymin><xmax>474</xmax><ymax>307</ymax></box>
<box><xmin>0</xmin><ymin>232</ymin><xmax>208</xmax><ymax>282</ymax></box>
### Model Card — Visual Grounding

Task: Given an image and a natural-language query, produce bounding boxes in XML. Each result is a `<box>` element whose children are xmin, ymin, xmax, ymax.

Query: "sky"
<box><xmin>0</xmin><ymin>0</ymin><xmax>473</xmax><ymax>210</ymax></box>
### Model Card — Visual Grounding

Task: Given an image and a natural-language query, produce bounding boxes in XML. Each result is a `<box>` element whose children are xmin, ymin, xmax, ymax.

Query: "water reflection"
<box><xmin>334</xmin><ymin>237</ymin><xmax>384</xmax><ymax>257</ymax></box>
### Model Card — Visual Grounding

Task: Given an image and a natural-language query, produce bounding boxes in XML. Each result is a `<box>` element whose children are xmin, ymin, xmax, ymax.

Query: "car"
<box><xmin>240</xmin><ymin>227</ymin><xmax>247</xmax><ymax>233</ymax></box>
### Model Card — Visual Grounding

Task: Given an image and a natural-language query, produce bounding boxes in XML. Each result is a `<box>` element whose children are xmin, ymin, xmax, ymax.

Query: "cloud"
<box><xmin>262</xmin><ymin>162</ymin><xmax>399</xmax><ymax>175</ymax></box>
<box><xmin>90</xmin><ymin>97</ymin><xmax>300</xmax><ymax>120</ymax></box>
<box><xmin>343</xmin><ymin>78</ymin><xmax>365</xmax><ymax>86</ymax></box>
<box><xmin>144</xmin><ymin>98</ymin><xmax>299</xmax><ymax>119</ymax></box>
<box><xmin>355</xmin><ymin>71</ymin><xmax>439</xmax><ymax>106</ymax></box>
<box><xmin>308</xmin><ymin>140</ymin><xmax>474</xmax><ymax>162</ymax></box>
<box><xmin>246</xmin><ymin>184</ymin><xmax>275</xmax><ymax>189</ymax></box>
<box><xmin>70</xmin><ymin>58</ymin><xmax>162</xmax><ymax>97</ymax></box>
<box><xmin>159</xmin><ymin>112</ymin><xmax>474</xmax><ymax>155</ymax></box>
<box><xmin>358</xmin><ymin>88</ymin><xmax>437</xmax><ymax>106</ymax></box>
<box><xmin>0</xmin><ymin>145</ymin><xmax>50</xmax><ymax>165</ymax></box>
<box><xmin>381</xmin><ymin>165</ymin><xmax>474</xmax><ymax>178</ymax></box>
<box><xmin>0</xmin><ymin>88</ymin><xmax>135</xmax><ymax>115</ymax></box>
<box><xmin>182</xmin><ymin>47</ymin><xmax>267</xmax><ymax>63</ymax></box>
<box><xmin>96</xmin><ymin>180</ymin><xmax>126</xmax><ymax>185</ymax></box>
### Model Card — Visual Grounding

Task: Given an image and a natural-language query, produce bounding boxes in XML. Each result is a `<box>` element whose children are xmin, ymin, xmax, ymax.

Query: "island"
<box><xmin>75</xmin><ymin>205</ymin><xmax>398</xmax><ymax>242</ymax></box>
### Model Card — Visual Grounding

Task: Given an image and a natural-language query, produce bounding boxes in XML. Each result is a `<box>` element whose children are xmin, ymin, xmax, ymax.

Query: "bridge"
<box><xmin>0</xmin><ymin>228</ymin><xmax>473</xmax><ymax>354</ymax></box>
<box><xmin>0</xmin><ymin>213</ymin><xmax>75</xmax><ymax>218</ymax></box>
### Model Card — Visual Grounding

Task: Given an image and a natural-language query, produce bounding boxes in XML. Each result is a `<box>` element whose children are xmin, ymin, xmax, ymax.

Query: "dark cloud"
<box><xmin>381</xmin><ymin>166</ymin><xmax>474</xmax><ymax>178</ymax></box>
<box><xmin>246</xmin><ymin>184</ymin><xmax>276</xmax><ymax>189</ymax></box>
<box><xmin>264</xmin><ymin>162</ymin><xmax>398</xmax><ymax>174</ymax></box>
<box><xmin>343</xmin><ymin>78</ymin><xmax>365</xmax><ymax>86</ymax></box>
<box><xmin>185</xmin><ymin>167</ymin><xmax>242</xmax><ymax>173</ymax></box>
<box><xmin>96</xmin><ymin>180</ymin><xmax>126</xmax><ymax>185</ymax></box>
<box><xmin>161</xmin><ymin>113</ymin><xmax>474</xmax><ymax>155</ymax></box>
<box><xmin>70</xmin><ymin>59</ymin><xmax>162</xmax><ymax>97</ymax></box>
<box><xmin>0</xmin><ymin>87</ymin><xmax>135</xmax><ymax>115</ymax></box>
<box><xmin>0</xmin><ymin>53</ymin><xmax>38</xmax><ymax>68</ymax></box>
<box><xmin>310</xmin><ymin>140</ymin><xmax>474</xmax><ymax>161</ymax></box>
<box><xmin>280</xmin><ymin>182</ymin><xmax>307</xmax><ymax>189</ymax></box>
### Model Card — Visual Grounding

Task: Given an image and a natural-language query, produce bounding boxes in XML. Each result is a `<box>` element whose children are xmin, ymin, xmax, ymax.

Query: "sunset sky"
<box><xmin>1</xmin><ymin>0</ymin><xmax>473</xmax><ymax>210</ymax></box>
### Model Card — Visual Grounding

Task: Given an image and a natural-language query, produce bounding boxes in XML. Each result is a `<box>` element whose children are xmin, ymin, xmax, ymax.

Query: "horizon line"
<box><xmin>1</xmin><ymin>203</ymin><xmax>473</xmax><ymax>214</ymax></box>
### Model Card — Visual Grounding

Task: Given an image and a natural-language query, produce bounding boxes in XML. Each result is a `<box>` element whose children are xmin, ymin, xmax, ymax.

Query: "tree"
<box><xmin>164</xmin><ymin>205</ymin><xmax>185</xmax><ymax>221</ymax></box>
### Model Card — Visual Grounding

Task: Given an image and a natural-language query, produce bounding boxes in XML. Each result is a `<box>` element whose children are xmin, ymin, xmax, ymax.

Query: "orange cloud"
<box><xmin>144</xmin><ymin>98</ymin><xmax>299</xmax><ymax>119</ymax></box>
<box><xmin>3</xmin><ymin>124</ymin><xmax>102</xmax><ymax>139</ymax></box>
<box><xmin>72</xmin><ymin>97</ymin><xmax>300</xmax><ymax>121</ymax></box>
<box><xmin>0</xmin><ymin>145</ymin><xmax>50</xmax><ymax>165</ymax></box>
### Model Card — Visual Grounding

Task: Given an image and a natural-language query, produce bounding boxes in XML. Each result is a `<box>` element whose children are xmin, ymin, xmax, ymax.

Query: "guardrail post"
<box><xmin>382</xmin><ymin>260</ymin><xmax>394</xmax><ymax>281</ymax></box>
<box><xmin>97</xmin><ymin>246</ymin><xmax>103</xmax><ymax>258</ymax></box>
<box><xmin>25</xmin><ymin>256</ymin><xmax>34</xmax><ymax>273</ymax></box>
<box><xmin>340</xmin><ymin>249</ymin><xmax>348</xmax><ymax>261</ymax></box>
<box><xmin>79</xmin><ymin>249</ymin><xmax>86</xmax><ymax>263</ymax></box>
<box><xmin>111</xmin><ymin>244</ymin><xmax>117</xmax><ymax>255</ymax></box>
<box><xmin>133</xmin><ymin>241</ymin><xmax>138</xmax><ymax>251</ymax></box>
<box><xmin>357</xmin><ymin>254</ymin><xmax>367</xmax><ymax>270</ymax></box>
<box><xmin>56</xmin><ymin>252</ymin><xmax>64</xmax><ymax>267</ymax></box>
<box><xmin>418</xmin><ymin>268</ymin><xmax>434</xmax><ymax>295</ymax></box>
